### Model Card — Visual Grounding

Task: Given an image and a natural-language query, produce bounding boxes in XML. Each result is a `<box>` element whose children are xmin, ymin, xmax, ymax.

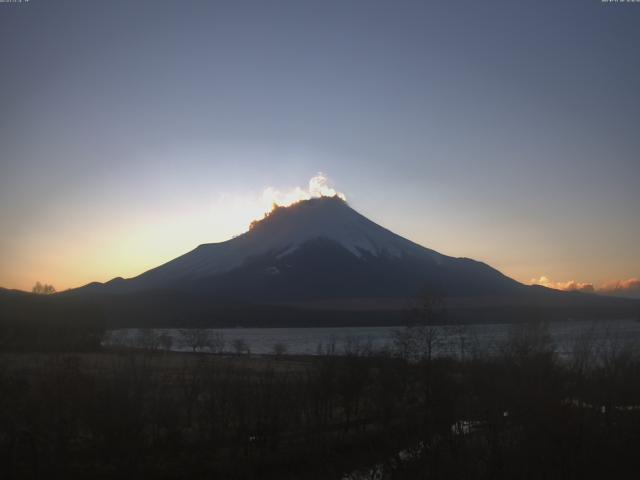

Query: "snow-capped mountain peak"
<box><xmin>74</xmin><ymin>195</ymin><xmax>525</xmax><ymax>301</ymax></box>
<box><xmin>129</xmin><ymin>196</ymin><xmax>442</xmax><ymax>289</ymax></box>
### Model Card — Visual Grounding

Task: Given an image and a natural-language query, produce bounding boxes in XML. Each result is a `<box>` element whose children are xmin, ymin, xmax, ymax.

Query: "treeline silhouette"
<box><xmin>31</xmin><ymin>282</ymin><xmax>56</xmax><ymax>295</ymax></box>
<box><xmin>0</xmin><ymin>291</ymin><xmax>104</xmax><ymax>352</ymax></box>
<box><xmin>1</xmin><ymin>321</ymin><xmax>640</xmax><ymax>479</ymax></box>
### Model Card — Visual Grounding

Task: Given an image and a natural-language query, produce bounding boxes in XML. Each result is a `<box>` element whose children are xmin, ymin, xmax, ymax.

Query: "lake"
<box><xmin>105</xmin><ymin>318</ymin><xmax>640</xmax><ymax>358</ymax></box>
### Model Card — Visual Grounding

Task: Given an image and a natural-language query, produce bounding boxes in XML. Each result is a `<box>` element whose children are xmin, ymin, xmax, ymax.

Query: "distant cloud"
<box><xmin>597</xmin><ymin>278</ymin><xmax>640</xmax><ymax>298</ymax></box>
<box><xmin>530</xmin><ymin>275</ymin><xmax>640</xmax><ymax>298</ymax></box>
<box><xmin>261</xmin><ymin>173</ymin><xmax>346</xmax><ymax>208</ymax></box>
<box><xmin>308</xmin><ymin>174</ymin><xmax>346</xmax><ymax>199</ymax></box>
<box><xmin>529</xmin><ymin>276</ymin><xmax>595</xmax><ymax>293</ymax></box>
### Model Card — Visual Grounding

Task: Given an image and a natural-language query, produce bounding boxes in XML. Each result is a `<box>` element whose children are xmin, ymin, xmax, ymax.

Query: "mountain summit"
<box><xmin>79</xmin><ymin>196</ymin><xmax>522</xmax><ymax>299</ymax></box>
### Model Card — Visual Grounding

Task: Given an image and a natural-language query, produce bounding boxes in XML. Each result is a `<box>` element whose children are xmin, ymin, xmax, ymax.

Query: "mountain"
<box><xmin>57</xmin><ymin>196</ymin><xmax>637</xmax><ymax>327</ymax></box>
<box><xmin>76</xmin><ymin>196</ymin><xmax>524</xmax><ymax>299</ymax></box>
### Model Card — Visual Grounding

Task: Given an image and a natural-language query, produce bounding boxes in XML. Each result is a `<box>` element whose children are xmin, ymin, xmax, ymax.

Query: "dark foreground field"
<box><xmin>2</xmin><ymin>324</ymin><xmax>640</xmax><ymax>480</ymax></box>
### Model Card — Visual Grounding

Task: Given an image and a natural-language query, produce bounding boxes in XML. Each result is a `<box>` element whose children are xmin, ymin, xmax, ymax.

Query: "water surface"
<box><xmin>105</xmin><ymin>318</ymin><xmax>640</xmax><ymax>358</ymax></box>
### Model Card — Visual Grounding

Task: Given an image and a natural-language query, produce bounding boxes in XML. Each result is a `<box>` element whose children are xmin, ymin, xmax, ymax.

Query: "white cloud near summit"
<box><xmin>261</xmin><ymin>173</ymin><xmax>346</xmax><ymax>208</ymax></box>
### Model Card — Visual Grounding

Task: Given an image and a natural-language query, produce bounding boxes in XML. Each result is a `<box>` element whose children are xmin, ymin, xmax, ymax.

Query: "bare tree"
<box><xmin>32</xmin><ymin>281</ymin><xmax>56</xmax><ymax>294</ymax></box>
<box><xmin>391</xmin><ymin>327</ymin><xmax>416</xmax><ymax>360</ymax></box>
<box><xmin>413</xmin><ymin>293</ymin><xmax>446</xmax><ymax>361</ymax></box>
<box><xmin>180</xmin><ymin>328</ymin><xmax>212</xmax><ymax>353</ymax></box>
<box><xmin>415</xmin><ymin>325</ymin><xmax>442</xmax><ymax>362</ymax></box>
<box><xmin>392</xmin><ymin>292</ymin><xmax>445</xmax><ymax>361</ymax></box>
<box><xmin>570</xmin><ymin>324</ymin><xmax>597</xmax><ymax>376</ymax></box>
<box><xmin>451</xmin><ymin>320</ymin><xmax>471</xmax><ymax>360</ymax></box>
<box><xmin>501</xmin><ymin>319</ymin><xmax>554</xmax><ymax>363</ymax></box>
<box><xmin>208</xmin><ymin>332</ymin><xmax>225</xmax><ymax>354</ymax></box>
<box><xmin>343</xmin><ymin>335</ymin><xmax>373</xmax><ymax>357</ymax></box>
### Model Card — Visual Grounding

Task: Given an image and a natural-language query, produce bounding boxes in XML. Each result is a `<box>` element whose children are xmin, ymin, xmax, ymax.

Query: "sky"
<box><xmin>0</xmin><ymin>0</ymin><xmax>639</xmax><ymax>295</ymax></box>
